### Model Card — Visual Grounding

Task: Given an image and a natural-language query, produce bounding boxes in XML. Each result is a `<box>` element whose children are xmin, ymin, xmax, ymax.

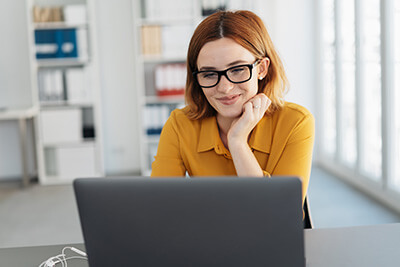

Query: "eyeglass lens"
<box><xmin>197</xmin><ymin>65</ymin><xmax>252</xmax><ymax>87</ymax></box>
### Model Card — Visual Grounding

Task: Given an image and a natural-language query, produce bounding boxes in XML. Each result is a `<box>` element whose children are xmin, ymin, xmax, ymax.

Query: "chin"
<box><xmin>217</xmin><ymin>107</ymin><xmax>242</xmax><ymax>118</ymax></box>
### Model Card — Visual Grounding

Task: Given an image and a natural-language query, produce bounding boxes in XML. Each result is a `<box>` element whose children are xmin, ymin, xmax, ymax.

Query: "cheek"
<box><xmin>241</xmin><ymin>80</ymin><xmax>259</xmax><ymax>97</ymax></box>
<box><xmin>201</xmin><ymin>89</ymin><xmax>215</xmax><ymax>103</ymax></box>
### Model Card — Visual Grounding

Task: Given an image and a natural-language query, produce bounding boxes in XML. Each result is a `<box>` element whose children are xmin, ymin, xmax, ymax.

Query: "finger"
<box><xmin>251</xmin><ymin>98</ymin><xmax>262</xmax><ymax>110</ymax></box>
<box><xmin>243</xmin><ymin>101</ymin><xmax>253</xmax><ymax>115</ymax></box>
<box><xmin>259</xmin><ymin>94</ymin><xmax>271</xmax><ymax>112</ymax></box>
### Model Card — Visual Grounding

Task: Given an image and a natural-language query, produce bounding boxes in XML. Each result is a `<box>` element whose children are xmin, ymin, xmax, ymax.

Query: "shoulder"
<box><xmin>169</xmin><ymin>106</ymin><xmax>195</xmax><ymax>123</ymax></box>
<box><xmin>279</xmin><ymin>102</ymin><xmax>313</xmax><ymax>119</ymax></box>
<box><xmin>269</xmin><ymin>102</ymin><xmax>314</xmax><ymax>133</ymax></box>
<box><xmin>272</xmin><ymin>102</ymin><xmax>314</xmax><ymax>124</ymax></box>
<box><xmin>167</xmin><ymin>106</ymin><xmax>202</xmax><ymax>131</ymax></box>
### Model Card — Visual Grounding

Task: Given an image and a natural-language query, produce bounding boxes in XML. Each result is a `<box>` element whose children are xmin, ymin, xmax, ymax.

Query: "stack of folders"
<box><xmin>32</xmin><ymin>6</ymin><xmax>64</xmax><ymax>23</ymax></box>
<box><xmin>38</xmin><ymin>69</ymin><xmax>65</xmax><ymax>102</ymax></box>
<box><xmin>155</xmin><ymin>63</ymin><xmax>186</xmax><ymax>97</ymax></box>
<box><xmin>143</xmin><ymin>105</ymin><xmax>171</xmax><ymax>135</ymax></box>
<box><xmin>35</xmin><ymin>28</ymin><xmax>88</xmax><ymax>60</ymax></box>
<box><xmin>33</xmin><ymin>4</ymin><xmax>87</xmax><ymax>24</ymax></box>
<box><xmin>141</xmin><ymin>25</ymin><xmax>162</xmax><ymax>56</ymax></box>
<box><xmin>141</xmin><ymin>24</ymin><xmax>192</xmax><ymax>58</ymax></box>
<box><xmin>38</xmin><ymin>68</ymin><xmax>91</xmax><ymax>104</ymax></box>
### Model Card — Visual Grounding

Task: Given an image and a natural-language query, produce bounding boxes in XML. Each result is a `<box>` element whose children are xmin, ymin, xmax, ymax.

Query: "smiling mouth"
<box><xmin>217</xmin><ymin>94</ymin><xmax>241</xmax><ymax>105</ymax></box>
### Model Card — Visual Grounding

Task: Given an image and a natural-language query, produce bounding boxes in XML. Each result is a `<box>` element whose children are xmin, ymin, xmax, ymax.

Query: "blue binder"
<box><xmin>35</xmin><ymin>29</ymin><xmax>78</xmax><ymax>59</ymax></box>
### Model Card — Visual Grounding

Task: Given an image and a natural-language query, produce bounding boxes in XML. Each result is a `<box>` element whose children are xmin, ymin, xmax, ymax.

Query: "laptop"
<box><xmin>74</xmin><ymin>176</ymin><xmax>305</xmax><ymax>267</ymax></box>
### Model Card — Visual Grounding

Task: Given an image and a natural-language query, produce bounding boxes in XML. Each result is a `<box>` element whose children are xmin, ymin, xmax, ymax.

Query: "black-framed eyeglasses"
<box><xmin>193</xmin><ymin>59</ymin><xmax>261</xmax><ymax>88</ymax></box>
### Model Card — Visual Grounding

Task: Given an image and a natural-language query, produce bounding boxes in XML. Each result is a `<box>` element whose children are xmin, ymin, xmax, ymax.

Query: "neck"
<box><xmin>216</xmin><ymin>115</ymin><xmax>234</xmax><ymax>135</ymax></box>
<box><xmin>216</xmin><ymin>114</ymin><xmax>235</xmax><ymax>147</ymax></box>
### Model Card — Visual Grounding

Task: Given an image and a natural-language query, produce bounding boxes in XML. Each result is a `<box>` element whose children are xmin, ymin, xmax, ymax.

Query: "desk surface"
<box><xmin>1</xmin><ymin>223</ymin><xmax>399</xmax><ymax>267</ymax></box>
<box><xmin>0</xmin><ymin>106</ymin><xmax>38</xmax><ymax>120</ymax></box>
<box><xmin>304</xmin><ymin>223</ymin><xmax>400</xmax><ymax>267</ymax></box>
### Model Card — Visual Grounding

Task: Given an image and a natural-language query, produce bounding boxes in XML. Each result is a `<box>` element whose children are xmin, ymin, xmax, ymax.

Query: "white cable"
<box><xmin>38</xmin><ymin>246</ymin><xmax>88</xmax><ymax>267</ymax></box>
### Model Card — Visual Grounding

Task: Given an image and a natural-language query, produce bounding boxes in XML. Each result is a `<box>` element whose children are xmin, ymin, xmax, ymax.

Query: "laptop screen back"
<box><xmin>74</xmin><ymin>177</ymin><xmax>305</xmax><ymax>267</ymax></box>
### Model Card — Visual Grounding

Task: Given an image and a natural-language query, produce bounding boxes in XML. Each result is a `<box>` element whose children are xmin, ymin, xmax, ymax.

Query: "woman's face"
<box><xmin>196</xmin><ymin>37</ymin><xmax>261</xmax><ymax>120</ymax></box>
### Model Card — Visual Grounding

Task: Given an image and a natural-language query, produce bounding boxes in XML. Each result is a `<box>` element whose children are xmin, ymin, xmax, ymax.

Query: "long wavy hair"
<box><xmin>185</xmin><ymin>10</ymin><xmax>289</xmax><ymax>120</ymax></box>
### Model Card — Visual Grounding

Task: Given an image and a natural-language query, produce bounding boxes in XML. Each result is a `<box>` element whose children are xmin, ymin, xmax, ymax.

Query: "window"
<box><xmin>393</xmin><ymin>1</ymin><xmax>400</xmax><ymax>190</ymax></box>
<box><xmin>339</xmin><ymin>0</ymin><xmax>356</xmax><ymax>166</ymax></box>
<box><xmin>360</xmin><ymin>0</ymin><xmax>382</xmax><ymax>180</ymax></box>
<box><xmin>321</xmin><ymin>0</ymin><xmax>336</xmax><ymax>157</ymax></box>
<box><xmin>319</xmin><ymin>0</ymin><xmax>400</xmax><ymax>200</ymax></box>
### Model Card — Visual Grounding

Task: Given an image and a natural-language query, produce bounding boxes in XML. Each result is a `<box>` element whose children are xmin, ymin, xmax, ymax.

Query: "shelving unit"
<box><xmin>131</xmin><ymin>0</ymin><xmax>199</xmax><ymax>175</ymax></box>
<box><xmin>133</xmin><ymin>0</ymin><xmax>259</xmax><ymax>175</ymax></box>
<box><xmin>27</xmin><ymin>0</ymin><xmax>104</xmax><ymax>184</ymax></box>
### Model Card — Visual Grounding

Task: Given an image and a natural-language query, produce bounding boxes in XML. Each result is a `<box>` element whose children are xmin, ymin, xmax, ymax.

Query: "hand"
<box><xmin>227</xmin><ymin>93</ymin><xmax>271</xmax><ymax>146</ymax></box>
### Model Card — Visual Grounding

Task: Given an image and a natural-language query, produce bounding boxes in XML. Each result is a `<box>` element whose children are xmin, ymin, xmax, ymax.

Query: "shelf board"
<box><xmin>42</xmin><ymin>140</ymin><xmax>97</xmax><ymax>148</ymax></box>
<box><xmin>145</xmin><ymin>135</ymin><xmax>160</xmax><ymax>144</ymax></box>
<box><xmin>141</xmin><ymin>55</ymin><xmax>186</xmax><ymax>64</ymax></box>
<box><xmin>138</xmin><ymin>17</ymin><xmax>195</xmax><ymax>26</ymax></box>
<box><xmin>35</xmin><ymin>58</ymin><xmax>89</xmax><ymax>68</ymax></box>
<box><xmin>40</xmin><ymin>101</ymin><xmax>94</xmax><ymax>109</ymax></box>
<box><xmin>34</xmin><ymin>22</ymin><xmax>88</xmax><ymax>30</ymax></box>
<box><xmin>0</xmin><ymin>106</ymin><xmax>38</xmax><ymax>120</ymax></box>
<box><xmin>145</xmin><ymin>95</ymin><xmax>185</xmax><ymax>104</ymax></box>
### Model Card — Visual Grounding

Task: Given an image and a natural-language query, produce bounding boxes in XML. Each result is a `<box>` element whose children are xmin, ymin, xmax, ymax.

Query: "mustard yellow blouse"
<box><xmin>151</xmin><ymin>101</ymin><xmax>315</xmax><ymax>201</ymax></box>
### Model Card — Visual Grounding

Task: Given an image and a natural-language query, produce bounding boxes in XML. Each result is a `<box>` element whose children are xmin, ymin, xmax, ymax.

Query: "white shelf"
<box><xmin>39</xmin><ymin>101</ymin><xmax>94</xmax><ymax>109</ymax></box>
<box><xmin>35</xmin><ymin>58</ymin><xmax>89</xmax><ymax>68</ymax></box>
<box><xmin>0</xmin><ymin>106</ymin><xmax>39</xmax><ymax>120</ymax></box>
<box><xmin>28</xmin><ymin>0</ymin><xmax>104</xmax><ymax>184</ymax></box>
<box><xmin>42</xmin><ymin>139</ymin><xmax>96</xmax><ymax>148</ymax></box>
<box><xmin>138</xmin><ymin>17</ymin><xmax>195</xmax><ymax>26</ymax></box>
<box><xmin>33</xmin><ymin>22</ymin><xmax>88</xmax><ymax>30</ymax></box>
<box><xmin>145</xmin><ymin>135</ymin><xmax>161</xmax><ymax>144</ymax></box>
<box><xmin>141</xmin><ymin>55</ymin><xmax>186</xmax><ymax>64</ymax></box>
<box><xmin>134</xmin><ymin>0</ymin><xmax>201</xmax><ymax>175</ymax></box>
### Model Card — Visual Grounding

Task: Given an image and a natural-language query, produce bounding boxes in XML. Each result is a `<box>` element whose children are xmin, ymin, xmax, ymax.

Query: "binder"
<box><xmin>35</xmin><ymin>29</ymin><xmax>78</xmax><ymax>59</ymax></box>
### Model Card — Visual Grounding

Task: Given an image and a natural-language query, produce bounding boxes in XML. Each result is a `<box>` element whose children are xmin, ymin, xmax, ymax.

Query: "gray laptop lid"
<box><xmin>74</xmin><ymin>177</ymin><xmax>305</xmax><ymax>267</ymax></box>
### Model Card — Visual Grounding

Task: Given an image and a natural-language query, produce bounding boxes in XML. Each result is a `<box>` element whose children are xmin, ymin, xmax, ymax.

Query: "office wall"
<box><xmin>0</xmin><ymin>0</ymin><xmax>36</xmax><ymax>179</ymax></box>
<box><xmin>0</xmin><ymin>0</ymin><xmax>316</xmax><ymax>178</ymax></box>
<box><xmin>267</xmin><ymin>0</ymin><xmax>316</xmax><ymax>115</ymax></box>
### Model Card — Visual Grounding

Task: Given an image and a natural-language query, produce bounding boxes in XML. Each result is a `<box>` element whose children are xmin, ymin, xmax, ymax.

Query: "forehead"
<box><xmin>197</xmin><ymin>38</ymin><xmax>255</xmax><ymax>69</ymax></box>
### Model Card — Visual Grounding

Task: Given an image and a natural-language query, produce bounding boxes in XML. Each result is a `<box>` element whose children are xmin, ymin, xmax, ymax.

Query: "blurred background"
<box><xmin>0</xmin><ymin>0</ymin><xmax>400</xmax><ymax>248</ymax></box>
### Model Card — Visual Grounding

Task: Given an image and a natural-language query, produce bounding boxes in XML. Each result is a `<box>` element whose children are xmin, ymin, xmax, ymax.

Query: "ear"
<box><xmin>258</xmin><ymin>57</ymin><xmax>270</xmax><ymax>80</ymax></box>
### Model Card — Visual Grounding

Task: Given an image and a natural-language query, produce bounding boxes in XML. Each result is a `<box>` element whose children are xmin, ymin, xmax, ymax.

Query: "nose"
<box><xmin>216</xmin><ymin>74</ymin><xmax>234</xmax><ymax>93</ymax></box>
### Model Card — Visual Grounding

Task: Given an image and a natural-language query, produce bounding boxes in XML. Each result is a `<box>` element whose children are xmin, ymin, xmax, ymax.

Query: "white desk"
<box><xmin>0</xmin><ymin>223</ymin><xmax>399</xmax><ymax>266</ymax></box>
<box><xmin>304</xmin><ymin>223</ymin><xmax>400</xmax><ymax>266</ymax></box>
<box><xmin>0</xmin><ymin>107</ymin><xmax>38</xmax><ymax>186</ymax></box>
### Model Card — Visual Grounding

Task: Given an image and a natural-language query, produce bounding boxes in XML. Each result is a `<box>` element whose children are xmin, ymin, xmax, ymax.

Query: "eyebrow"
<box><xmin>198</xmin><ymin>60</ymin><xmax>250</xmax><ymax>71</ymax></box>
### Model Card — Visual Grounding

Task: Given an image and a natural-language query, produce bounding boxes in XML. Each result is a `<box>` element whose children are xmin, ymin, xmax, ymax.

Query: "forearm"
<box><xmin>229</xmin><ymin>140</ymin><xmax>264</xmax><ymax>177</ymax></box>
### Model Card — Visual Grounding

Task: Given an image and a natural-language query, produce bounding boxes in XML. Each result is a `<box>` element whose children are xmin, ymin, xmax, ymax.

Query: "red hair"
<box><xmin>185</xmin><ymin>10</ymin><xmax>289</xmax><ymax>120</ymax></box>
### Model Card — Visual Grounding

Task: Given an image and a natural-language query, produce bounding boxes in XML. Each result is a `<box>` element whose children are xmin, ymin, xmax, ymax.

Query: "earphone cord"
<box><xmin>38</xmin><ymin>247</ymin><xmax>88</xmax><ymax>267</ymax></box>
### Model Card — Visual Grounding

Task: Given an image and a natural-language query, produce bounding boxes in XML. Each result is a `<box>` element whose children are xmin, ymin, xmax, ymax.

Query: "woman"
<box><xmin>151</xmin><ymin>10</ymin><xmax>314</xmax><ymax>203</ymax></box>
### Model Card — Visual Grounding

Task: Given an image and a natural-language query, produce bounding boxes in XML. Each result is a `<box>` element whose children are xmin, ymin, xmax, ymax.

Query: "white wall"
<box><xmin>265</xmin><ymin>0</ymin><xmax>316</xmax><ymax>115</ymax></box>
<box><xmin>0</xmin><ymin>0</ymin><xmax>35</xmax><ymax>178</ymax></box>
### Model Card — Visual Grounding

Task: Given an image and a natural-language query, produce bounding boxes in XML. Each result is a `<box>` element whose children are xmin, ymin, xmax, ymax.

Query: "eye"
<box><xmin>229</xmin><ymin>67</ymin><xmax>246</xmax><ymax>75</ymax></box>
<box><xmin>200</xmin><ymin>72</ymin><xmax>218</xmax><ymax>79</ymax></box>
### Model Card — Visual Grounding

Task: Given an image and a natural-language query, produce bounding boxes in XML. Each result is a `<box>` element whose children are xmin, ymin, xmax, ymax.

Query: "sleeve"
<box><xmin>150</xmin><ymin>112</ymin><xmax>186</xmax><ymax>177</ymax></box>
<box><xmin>271</xmin><ymin>114</ymin><xmax>315</xmax><ymax>203</ymax></box>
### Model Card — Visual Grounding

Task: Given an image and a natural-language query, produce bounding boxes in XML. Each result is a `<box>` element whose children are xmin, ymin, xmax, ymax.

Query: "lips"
<box><xmin>217</xmin><ymin>94</ymin><xmax>241</xmax><ymax>105</ymax></box>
